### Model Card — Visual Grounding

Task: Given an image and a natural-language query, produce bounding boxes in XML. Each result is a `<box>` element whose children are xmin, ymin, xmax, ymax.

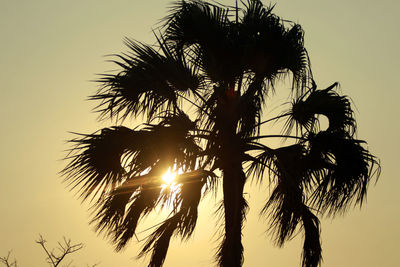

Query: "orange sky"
<box><xmin>0</xmin><ymin>0</ymin><xmax>398</xmax><ymax>266</ymax></box>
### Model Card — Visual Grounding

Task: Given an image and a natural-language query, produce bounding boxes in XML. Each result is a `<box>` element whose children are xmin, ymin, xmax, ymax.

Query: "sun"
<box><xmin>162</xmin><ymin>169</ymin><xmax>177</xmax><ymax>186</ymax></box>
<box><xmin>161</xmin><ymin>169</ymin><xmax>180</xmax><ymax>201</ymax></box>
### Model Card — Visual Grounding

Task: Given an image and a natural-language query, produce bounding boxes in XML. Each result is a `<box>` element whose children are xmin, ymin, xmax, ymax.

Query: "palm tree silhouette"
<box><xmin>62</xmin><ymin>1</ymin><xmax>380</xmax><ymax>266</ymax></box>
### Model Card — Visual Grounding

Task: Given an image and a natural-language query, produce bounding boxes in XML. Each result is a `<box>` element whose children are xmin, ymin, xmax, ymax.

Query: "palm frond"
<box><xmin>140</xmin><ymin>214</ymin><xmax>178</xmax><ymax>267</ymax></box>
<box><xmin>237</xmin><ymin>92</ymin><xmax>262</xmax><ymax>137</ymax></box>
<box><xmin>92</xmin><ymin>38</ymin><xmax>200</xmax><ymax>121</ymax></box>
<box><xmin>245</xmin><ymin>143</ymin><xmax>276</xmax><ymax>184</ymax></box>
<box><xmin>164</xmin><ymin>0</ymin><xmax>230</xmax><ymax>49</ymax></box>
<box><xmin>62</xmin><ymin>112</ymin><xmax>202</xmax><ymax>203</ymax></box>
<box><xmin>175</xmin><ymin>169</ymin><xmax>219</xmax><ymax>197</ymax></box>
<box><xmin>261</xmin><ymin>145</ymin><xmax>305</xmax><ymax>245</ymax></box>
<box><xmin>90</xmin><ymin>171</ymin><xmax>162</xmax><ymax>239</ymax></box>
<box><xmin>307</xmin><ymin>131</ymin><xmax>380</xmax><ymax>216</ymax></box>
<box><xmin>90</xmin><ymin>189</ymin><xmax>131</xmax><ymax>235</ymax></box>
<box><xmin>283</xmin><ymin>24</ymin><xmax>311</xmax><ymax>95</ymax></box>
<box><xmin>239</xmin><ymin>0</ymin><xmax>311</xmax><ymax>92</ymax></box>
<box><xmin>138</xmin><ymin>168</ymin><xmax>210</xmax><ymax>266</ymax></box>
<box><xmin>236</xmin><ymin>76</ymin><xmax>265</xmax><ymax>137</ymax></box>
<box><xmin>264</xmin><ymin>182</ymin><xmax>303</xmax><ymax>246</ymax></box>
<box><xmin>114</xmin><ymin>182</ymin><xmax>163</xmax><ymax>251</ymax></box>
<box><xmin>61</xmin><ymin>126</ymin><xmax>137</xmax><ymax>201</ymax></box>
<box><xmin>258</xmin><ymin>144</ymin><xmax>322</xmax><ymax>266</ymax></box>
<box><xmin>264</xmin><ymin>179</ymin><xmax>322</xmax><ymax>267</ymax></box>
<box><xmin>286</xmin><ymin>83</ymin><xmax>356</xmax><ymax>135</ymax></box>
<box><xmin>300</xmin><ymin>208</ymin><xmax>322</xmax><ymax>267</ymax></box>
<box><xmin>164</xmin><ymin>0</ymin><xmax>242</xmax><ymax>82</ymax></box>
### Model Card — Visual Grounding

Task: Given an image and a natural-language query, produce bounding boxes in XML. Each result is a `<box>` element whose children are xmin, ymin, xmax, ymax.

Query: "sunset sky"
<box><xmin>1</xmin><ymin>0</ymin><xmax>399</xmax><ymax>266</ymax></box>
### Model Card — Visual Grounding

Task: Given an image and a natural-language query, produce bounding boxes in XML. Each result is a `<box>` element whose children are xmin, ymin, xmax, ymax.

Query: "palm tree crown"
<box><xmin>62</xmin><ymin>1</ymin><xmax>380</xmax><ymax>266</ymax></box>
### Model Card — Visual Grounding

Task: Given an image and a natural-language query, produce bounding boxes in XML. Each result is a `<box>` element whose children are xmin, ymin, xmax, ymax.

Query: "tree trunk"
<box><xmin>219</xmin><ymin>163</ymin><xmax>246</xmax><ymax>267</ymax></box>
<box><xmin>216</xmin><ymin>92</ymin><xmax>247</xmax><ymax>267</ymax></box>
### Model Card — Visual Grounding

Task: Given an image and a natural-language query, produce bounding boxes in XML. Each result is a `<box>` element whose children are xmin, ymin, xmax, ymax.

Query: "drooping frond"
<box><xmin>62</xmin><ymin>111</ymin><xmax>210</xmax><ymax>251</ymax></box>
<box><xmin>307</xmin><ymin>131</ymin><xmax>380</xmax><ymax>216</ymax></box>
<box><xmin>139</xmin><ymin>113</ymin><xmax>202</xmax><ymax>172</ymax></box>
<box><xmin>245</xmin><ymin>142</ymin><xmax>276</xmax><ymax>184</ymax></box>
<box><xmin>240</xmin><ymin>0</ymin><xmax>284</xmax><ymax>76</ymax></box>
<box><xmin>90</xmin><ymin>170</ymin><xmax>163</xmax><ymax>247</ymax></box>
<box><xmin>286</xmin><ymin>83</ymin><xmax>356</xmax><ymax>135</ymax></box>
<box><xmin>237</xmin><ymin>91</ymin><xmax>262</xmax><ymax>137</ymax></box>
<box><xmin>283</xmin><ymin>24</ymin><xmax>311</xmax><ymax>93</ymax></box>
<box><xmin>301</xmin><ymin>208</ymin><xmax>322</xmax><ymax>267</ymax></box>
<box><xmin>164</xmin><ymin>0</ymin><xmax>230</xmax><ymax>50</ymax></box>
<box><xmin>164</xmin><ymin>0</ymin><xmax>239</xmax><ymax>83</ymax></box>
<box><xmin>92</xmin><ymin>38</ymin><xmax>200</xmax><ymax>121</ymax></box>
<box><xmin>140</xmin><ymin>213</ymin><xmax>178</xmax><ymax>267</ymax></box>
<box><xmin>91</xmin><ymin>185</ymin><xmax>132</xmax><ymax>235</ymax></box>
<box><xmin>261</xmin><ymin>145</ymin><xmax>306</xmax><ymax>245</ymax></box>
<box><xmin>62</xmin><ymin>112</ymin><xmax>202</xmax><ymax>199</ymax></box>
<box><xmin>139</xmin><ymin>169</ymin><xmax>214</xmax><ymax>266</ymax></box>
<box><xmin>174</xmin><ymin>169</ymin><xmax>219</xmax><ymax>201</ymax></box>
<box><xmin>259</xmin><ymin>145</ymin><xmax>322</xmax><ymax>267</ymax></box>
<box><xmin>113</xmin><ymin>178</ymin><xmax>163</xmax><ymax>251</ymax></box>
<box><xmin>236</xmin><ymin>77</ymin><xmax>265</xmax><ymax>137</ymax></box>
<box><xmin>62</xmin><ymin>126</ymin><xmax>137</xmax><ymax>201</ymax></box>
<box><xmin>239</xmin><ymin>0</ymin><xmax>311</xmax><ymax>92</ymax></box>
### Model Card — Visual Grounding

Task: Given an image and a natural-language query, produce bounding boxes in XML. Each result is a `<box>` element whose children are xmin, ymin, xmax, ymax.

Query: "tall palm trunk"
<box><xmin>220</xmin><ymin>164</ymin><xmax>246</xmax><ymax>267</ymax></box>
<box><xmin>216</xmin><ymin>93</ymin><xmax>247</xmax><ymax>267</ymax></box>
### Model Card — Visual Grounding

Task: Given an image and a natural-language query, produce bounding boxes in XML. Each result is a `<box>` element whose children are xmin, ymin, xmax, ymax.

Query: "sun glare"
<box><xmin>162</xmin><ymin>169</ymin><xmax>177</xmax><ymax>185</ymax></box>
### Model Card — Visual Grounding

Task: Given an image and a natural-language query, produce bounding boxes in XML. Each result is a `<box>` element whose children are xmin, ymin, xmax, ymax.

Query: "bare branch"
<box><xmin>35</xmin><ymin>235</ymin><xmax>84</xmax><ymax>267</ymax></box>
<box><xmin>2</xmin><ymin>236</ymin><xmax>98</xmax><ymax>267</ymax></box>
<box><xmin>0</xmin><ymin>251</ymin><xmax>18</xmax><ymax>267</ymax></box>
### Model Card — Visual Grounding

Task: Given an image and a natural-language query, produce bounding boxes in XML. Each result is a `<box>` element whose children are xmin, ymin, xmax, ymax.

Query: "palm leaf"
<box><xmin>61</xmin><ymin>126</ymin><xmax>138</xmax><ymax>201</ymax></box>
<box><xmin>259</xmin><ymin>144</ymin><xmax>322</xmax><ymax>267</ymax></box>
<box><xmin>307</xmin><ymin>131</ymin><xmax>380</xmax><ymax>215</ymax></box>
<box><xmin>236</xmin><ymin>76</ymin><xmax>266</xmax><ymax>137</ymax></box>
<box><xmin>90</xmin><ymin>171</ymin><xmax>162</xmax><ymax>240</ymax></box>
<box><xmin>62</xmin><ymin>112</ymin><xmax>202</xmax><ymax>201</ymax></box>
<box><xmin>300</xmin><ymin>208</ymin><xmax>322</xmax><ymax>267</ymax></box>
<box><xmin>261</xmin><ymin>145</ymin><xmax>305</xmax><ymax>244</ymax></box>
<box><xmin>138</xmin><ymin>168</ymin><xmax>213</xmax><ymax>266</ymax></box>
<box><xmin>239</xmin><ymin>0</ymin><xmax>311</xmax><ymax>92</ymax></box>
<box><xmin>114</xmin><ymin>180</ymin><xmax>163</xmax><ymax>251</ymax></box>
<box><xmin>245</xmin><ymin>143</ymin><xmax>276</xmax><ymax>184</ymax></box>
<box><xmin>164</xmin><ymin>0</ymin><xmax>242</xmax><ymax>82</ymax></box>
<box><xmin>92</xmin><ymin>38</ymin><xmax>200</xmax><ymax>121</ymax></box>
<box><xmin>287</xmin><ymin>83</ymin><xmax>356</xmax><ymax>135</ymax></box>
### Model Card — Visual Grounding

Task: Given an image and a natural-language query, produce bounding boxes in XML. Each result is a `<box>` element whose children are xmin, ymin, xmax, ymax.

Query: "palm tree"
<box><xmin>62</xmin><ymin>1</ymin><xmax>380</xmax><ymax>266</ymax></box>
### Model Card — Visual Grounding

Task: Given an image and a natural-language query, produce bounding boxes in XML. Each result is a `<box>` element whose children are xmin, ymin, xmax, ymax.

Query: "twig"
<box><xmin>0</xmin><ymin>251</ymin><xmax>17</xmax><ymax>267</ymax></box>
<box><xmin>35</xmin><ymin>235</ymin><xmax>84</xmax><ymax>267</ymax></box>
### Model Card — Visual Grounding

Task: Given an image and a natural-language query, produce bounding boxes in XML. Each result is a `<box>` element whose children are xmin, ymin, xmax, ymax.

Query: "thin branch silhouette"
<box><xmin>36</xmin><ymin>235</ymin><xmax>84</xmax><ymax>267</ymax></box>
<box><xmin>0</xmin><ymin>251</ymin><xmax>17</xmax><ymax>267</ymax></box>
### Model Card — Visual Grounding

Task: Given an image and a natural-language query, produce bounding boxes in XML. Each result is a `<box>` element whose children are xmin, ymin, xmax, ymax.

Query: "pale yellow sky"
<box><xmin>0</xmin><ymin>0</ymin><xmax>399</xmax><ymax>266</ymax></box>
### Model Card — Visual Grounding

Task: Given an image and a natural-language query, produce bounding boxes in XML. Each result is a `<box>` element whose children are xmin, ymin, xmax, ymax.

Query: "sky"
<box><xmin>0</xmin><ymin>0</ymin><xmax>399</xmax><ymax>266</ymax></box>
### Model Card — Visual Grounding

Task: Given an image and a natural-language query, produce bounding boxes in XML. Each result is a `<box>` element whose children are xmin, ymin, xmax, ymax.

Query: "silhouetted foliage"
<box><xmin>1</xmin><ymin>235</ymin><xmax>98</xmax><ymax>267</ymax></box>
<box><xmin>0</xmin><ymin>251</ymin><xmax>17</xmax><ymax>267</ymax></box>
<box><xmin>62</xmin><ymin>1</ymin><xmax>380</xmax><ymax>266</ymax></box>
<box><xmin>36</xmin><ymin>235</ymin><xmax>84</xmax><ymax>267</ymax></box>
